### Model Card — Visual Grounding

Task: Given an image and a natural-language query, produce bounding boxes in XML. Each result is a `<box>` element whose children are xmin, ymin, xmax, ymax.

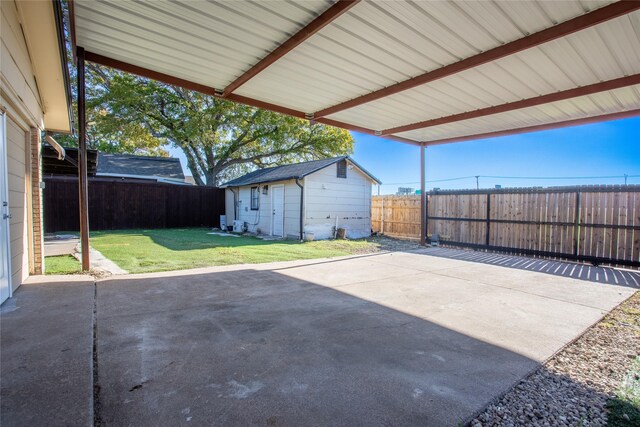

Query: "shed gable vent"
<box><xmin>337</xmin><ymin>160</ymin><xmax>347</xmax><ymax>178</ymax></box>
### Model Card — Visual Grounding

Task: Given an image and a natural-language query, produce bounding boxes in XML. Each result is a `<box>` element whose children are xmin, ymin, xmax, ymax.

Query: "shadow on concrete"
<box><xmin>90</xmin><ymin>267</ymin><xmax>616</xmax><ymax>426</ymax></box>
<box><xmin>0</xmin><ymin>277</ymin><xmax>95</xmax><ymax>427</ymax></box>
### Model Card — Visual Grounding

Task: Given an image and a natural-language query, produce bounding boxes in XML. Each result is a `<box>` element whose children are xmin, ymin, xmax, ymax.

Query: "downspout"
<box><xmin>229</xmin><ymin>187</ymin><xmax>238</xmax><ymax>222</ymax></box>
<box><xmin>44</xmin><ymin>134</ymin><xmax>66</xmax><ymax>161</ymax></box>
<box><xmin>295</xmin><ymin>178</ymin><xmax>304</xmax><ymax>241</ymax></box>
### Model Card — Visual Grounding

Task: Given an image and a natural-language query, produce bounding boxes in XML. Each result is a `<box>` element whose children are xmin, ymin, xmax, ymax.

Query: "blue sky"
<box><xmin>170</xmin><ymin>116</ymin><xmax>640</xmax><ymax>193</ymax></box>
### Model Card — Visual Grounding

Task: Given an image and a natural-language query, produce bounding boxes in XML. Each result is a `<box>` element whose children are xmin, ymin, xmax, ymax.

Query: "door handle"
<box><xmin>3</xmin><ymin>213</ymin><xmax>11</xmax><ymax>220</ymax></box>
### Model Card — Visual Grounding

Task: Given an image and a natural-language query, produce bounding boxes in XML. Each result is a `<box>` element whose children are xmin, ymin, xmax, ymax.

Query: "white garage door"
<box><xmin>0</xmin><ymin>113</ymin><xmax>11</xmax><ymax>303</ymax></box>
<box><xmin>6</xmin><ymin>115</ymin><xmax>29</xmax><ymax>294</ymax></box>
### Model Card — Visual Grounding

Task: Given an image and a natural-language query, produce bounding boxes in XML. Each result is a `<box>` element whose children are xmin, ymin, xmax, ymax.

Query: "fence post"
<box><xmin>381</xmin><ymin>195</ymin><xmax>384</xmax><ymax>235</ymax></box>
<box><xmin>573</xmin><ymin>191</ymin><xmax>580</xmax><ymax>256</ymax></box>
<box><xmin>485</xmin><ymin>192</ymin><xmax>491</xmax><ymax>247</ymax></box>
<box><xmin>425</xmin><ymin>192</ymin><xmax>429</xmax><ymax>243</ymax></box>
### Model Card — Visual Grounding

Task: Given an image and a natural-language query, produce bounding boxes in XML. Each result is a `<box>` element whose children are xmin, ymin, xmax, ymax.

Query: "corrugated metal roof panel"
<box><xmin>324</xmin><ymin>10</ymin><xmax>640</xmax><ymax>132</ymax></box>
<box><xmin>235</xmin><ymin>0</ymin><xmax>617</xmax><ymax>113</ymax></box>
<box><xmin>73</xmin><ymin>0</ymin><xmax>637</xmax><ymax>146</ymax></box>
<box><xmin>392</xmin><ymin>84</ymin><xmax>640</xmax><ymax>143</ymax></box>
<box><xmin>75</xmin><ymin>0</ymin><xmax>331</xmax><ymax>89</ymax></box>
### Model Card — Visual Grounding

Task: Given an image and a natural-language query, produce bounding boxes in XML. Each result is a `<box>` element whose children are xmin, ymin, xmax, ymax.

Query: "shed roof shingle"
<box><xmin>221</xmin><ymin>156</ymin><xmax>380</xmax><ymax>187</ymax></box>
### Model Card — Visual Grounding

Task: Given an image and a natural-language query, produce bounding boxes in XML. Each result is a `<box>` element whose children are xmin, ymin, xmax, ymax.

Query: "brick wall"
<box><xmin>30</xmin><ymin>128</ymin><xmax>44</xmax><ymax>274</ymax></box>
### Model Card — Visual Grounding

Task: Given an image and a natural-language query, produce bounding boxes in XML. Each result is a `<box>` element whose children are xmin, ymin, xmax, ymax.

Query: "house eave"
<box><xmin>15</xmin><ymin>0</ymin><xmax>73</xmax><ymax>133</ymax></box>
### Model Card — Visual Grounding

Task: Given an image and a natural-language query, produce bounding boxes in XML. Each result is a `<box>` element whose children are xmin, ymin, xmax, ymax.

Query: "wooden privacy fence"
<box><xmin>44</xmin><ymin>177</ymin><xmax>225</xmax><ymax>232</ymax></box>
<box><xmin>372</xmin><ymin>186</ymin><xmax>640</xmax><ymax>268</ymax></box>
<box><xmin>372</xmin><ymin>195</ymin><xmax>422</xmax><ymax>238</ymax></box>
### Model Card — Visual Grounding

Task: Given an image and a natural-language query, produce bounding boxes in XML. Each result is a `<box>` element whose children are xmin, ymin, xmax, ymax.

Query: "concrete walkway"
<box><xmin>78</xmin><ymin>247</ymin><xmax>128</xmax><ymax>275</ymax></box>
<box><xmin>43</xmin><ymin>235</ymin><xmax>79</xmax><ymax>257</ymax></box>
<box><xmin>44</xmin><ymin>235</ymin><xmax>127</xmax><ymax>275</ymax></box>
<box><xmin>1</xmin><ymin>251</ymin><xmax>636</xmax><ymax>426</ymax></box>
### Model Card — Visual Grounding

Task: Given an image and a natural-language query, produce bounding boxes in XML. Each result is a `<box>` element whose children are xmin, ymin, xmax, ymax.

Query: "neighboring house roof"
<box><xmin>221</xmin><ymin>156</ymin><xmax>381</xmax><ymax>187</ymax></box>
<box><xmin>97</xmin><ymin>153</ymin><xmax>185</xmax><ymax>181</ymax></box>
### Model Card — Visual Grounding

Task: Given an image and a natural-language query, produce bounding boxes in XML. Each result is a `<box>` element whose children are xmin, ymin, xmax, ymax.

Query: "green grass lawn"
<box><xmin>45</xmin><ymin>255</ymin><xmax>82</xmax><ymax>275</ymax></box>
<box><xmin>89</xmin><ymin>228</ymin><xmax>381</xmax><ymax>273</ymax></box>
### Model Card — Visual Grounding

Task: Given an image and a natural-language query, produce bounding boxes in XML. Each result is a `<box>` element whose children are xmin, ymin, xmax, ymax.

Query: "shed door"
<box><xmin>0</xmin><ymin>113</ymin><xmax>11</xmax><ymax>304</ymax></box>
<box><xmin>271</xmin><ymin>185</ymin><xmax>284</xmax><ymax>237</ymax></box>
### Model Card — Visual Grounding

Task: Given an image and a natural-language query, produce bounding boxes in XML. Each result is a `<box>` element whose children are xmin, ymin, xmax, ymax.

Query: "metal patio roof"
<box><xmin>70</xmin><ymin>0</ymin><xmax>640</xmax><ymax>146</ymax></box>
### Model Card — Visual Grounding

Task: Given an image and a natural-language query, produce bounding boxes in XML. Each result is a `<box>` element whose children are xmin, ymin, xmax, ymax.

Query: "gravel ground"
<box><xmin>365</xmin><ymin>235</ymin><xmax>423</xmax><ymax>252</ymax></box>
<box><xmin>472</xmin><ymin>291</ymin><xmax>640</xmax><ymax>427</ymax></box>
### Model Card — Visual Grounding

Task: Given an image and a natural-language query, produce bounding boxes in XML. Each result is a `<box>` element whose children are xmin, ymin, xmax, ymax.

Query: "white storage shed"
<box><xmin>221</xmin><ymin>157</ymin><xmax>380</xmax><ymax>240</ymax></box>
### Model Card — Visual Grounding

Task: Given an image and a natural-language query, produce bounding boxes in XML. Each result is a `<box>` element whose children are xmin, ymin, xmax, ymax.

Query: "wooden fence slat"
<box><xmin>372</xmin><ymin>186</ymin><xmax>640</xmax><ymax>268</ymax></box>
<box><xmin>44</xmin><ymin>177</ymin><xmax>225</xmax><ymax>232</ymax></box>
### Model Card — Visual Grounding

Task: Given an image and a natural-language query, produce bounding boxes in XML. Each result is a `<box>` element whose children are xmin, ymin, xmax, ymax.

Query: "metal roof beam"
<box><xmin>314</xmin><ymin>1</ymin><xmax>640</xmax><ymax>119</ymax></box>
<box><xmin>383</xmin><ymin>74</ymin><xmax>640</xmax><ymax>135</ymax></box>
<box><xmin>68</xmin><ymin>0</ymin><xmax>78</xmax><ymax>65</ymax></box>
<box><xmin>81</xmin><ymin>50</ymin><xmax>421</xmax><ymax>146</ymax></box>
<box><xmin>222</xmin><ymin>0</ymin><xmax>360</xmax><ymax>97</ymax></box>
<box><xmin>315</xmin><ymin>118</ymin><xmax>420</xmax><ymax>145</ymax></box>
<box><xmin>423</xmin><ymin>109</ymin><xmax>640</xmax><ymax>146</ymax></box>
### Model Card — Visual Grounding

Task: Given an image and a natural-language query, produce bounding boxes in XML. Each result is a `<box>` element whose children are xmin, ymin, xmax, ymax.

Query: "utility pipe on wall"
<box><xmin>229</xmin><ymin>187</ymin><xmax>238</xmax><ymax>222</ymax></box>
<box><xmin>295</xmin><ymin>179</ymin><xmax>304</xmax><ymax>241</ymax></box>
<box><xmin>44</xmin><ymin>134</ymin><xmax>66</xmax><ymax>161</ymax></box>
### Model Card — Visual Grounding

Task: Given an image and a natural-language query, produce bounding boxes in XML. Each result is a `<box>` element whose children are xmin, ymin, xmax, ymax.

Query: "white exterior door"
<box><xmin>0</xmin><ymin>113</ymin><xmax>11</xmax><ymax>304</ymax></box>
<box><xmin>271</xmin><ymin>185</ymin><xmax>284</xmax><ymax>237</ymax></box>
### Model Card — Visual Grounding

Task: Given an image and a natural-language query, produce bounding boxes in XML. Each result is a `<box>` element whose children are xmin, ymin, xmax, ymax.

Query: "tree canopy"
<box><xmin>57</xmin><ymin>64</ymin><xmax>354</xmax><ymax>186</ymax></box>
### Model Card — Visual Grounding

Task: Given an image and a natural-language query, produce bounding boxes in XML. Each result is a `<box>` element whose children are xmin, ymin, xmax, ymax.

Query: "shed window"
<box><xmin>337</xmin><ymin>160</ymin><xmax>347</xmax><ymax>178</ymax></box>
<box><xmin>250</xmin><ymin>186</ymin><xmax>259</xmax><ymax>210</ymax></box>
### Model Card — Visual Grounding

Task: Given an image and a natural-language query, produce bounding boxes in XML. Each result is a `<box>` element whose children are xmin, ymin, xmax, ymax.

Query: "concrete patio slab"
<box><xmin>0</xmin><ymin>275</ymin><xmax>95</xmax><ymax>427</ymax></box>
<box><xmin>423</xmin><ymin>261</ymin><xmax>632</xmax><ymax>310</ymax></box>
<box><xmin>94</xmin><ymin>252</ymin><xmax>635</xmax><ymax>426</ymax></box>
<box><xmin>269</xmin><ymin>254</ymin><xmax>432</xmax><ymax>287</ymax></box>
<box><xmin>97</xmin><ymin>275</ymin><xmax>529</xmax><ymax>426</ymax></box>
<box><xmin>1</xmin><ymin>251</ymin><xmax>634</xmax><ymax>426</ymax></box>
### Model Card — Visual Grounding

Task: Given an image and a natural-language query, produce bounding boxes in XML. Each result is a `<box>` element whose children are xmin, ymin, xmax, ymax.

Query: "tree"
<box><xmin>77</xmin><ymin>65</ymin><xmax>354</xmax><ymax>186</ymax></box>
<box><xmin>51</xmin><ymin>66</ymin><xmax>169</xmax><ymax>157</ymax></box>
